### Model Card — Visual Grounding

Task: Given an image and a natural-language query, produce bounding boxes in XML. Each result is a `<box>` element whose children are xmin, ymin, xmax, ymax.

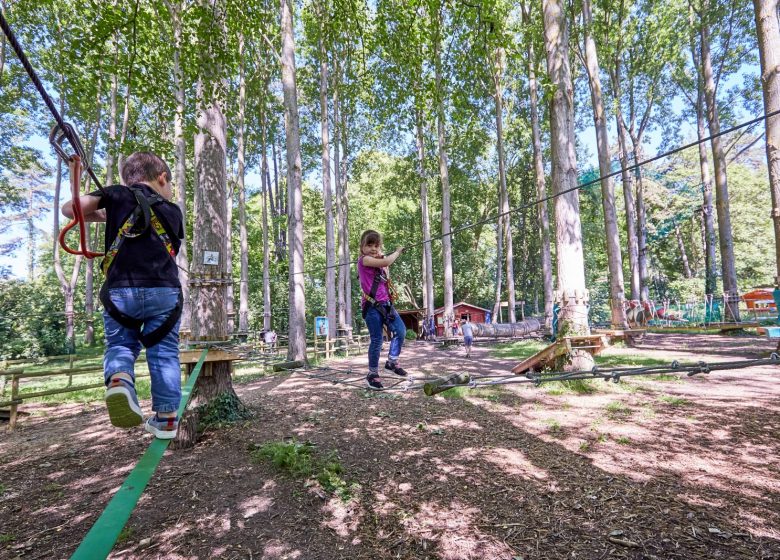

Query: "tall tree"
<box><xmin>521</xmin><ymin>2</ymin><xmax>554</xmax><ymax>330</ymax></box>
<box><xmin>281</xmin><ymin>0</ymin><xmax>307</xmax><ymax>360</ymax></box>
<box><xmin>542</xmin><ymin>0</ymin><xmax>591</xmax><ymax>368</ymax></box>
<box><xmin>317</xmin><ymin>2</ymin><xmax>337</xmax><ymax>342</ymax></box>
<box><xmin>492</xmin><ymin>46</ymin><xmax>516</xmax><ymax>323</ymax></box>
<box><xmin>698</xmin><ymin>0</ymin><xmax>740</xmax><ymax>321</ymax></box>
<box><xmin>580</xmin><ymin>0</ymin><xmax>627</xmax><ymax>328</ymax></box>
<box><xmin>752</xmin><ymin>0</ymin><xmax>780</xmax><ymax>288</ymax></box>
<box><xmin>236</xmin><ymin>32</ymin><xmax>249</xmax><ymax>334</ymax></box>
<box><xmin>432</xmin><ymin>0</ymin><xmax>454</xmax><ymax>336</ymax></box>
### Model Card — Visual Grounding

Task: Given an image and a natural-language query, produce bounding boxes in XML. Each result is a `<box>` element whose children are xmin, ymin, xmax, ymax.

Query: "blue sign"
<box><xmin>315</xmin><ymin>316</ymin><xmax>329</xmax><ymax>337</ymax></box>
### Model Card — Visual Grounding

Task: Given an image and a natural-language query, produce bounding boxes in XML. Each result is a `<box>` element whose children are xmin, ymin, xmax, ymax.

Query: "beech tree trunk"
<box><xmin>416</xmin><ymin>105</ymin><xmax>435</xmax><ymax>321</ymax></box>
<box><xmin>163</xmin><ymin>0</ymin><xmax>192</xmax><ymax>333</ymax></box>
<box><xmin>610</xmin><ymin>67</ymin><xmax>640</xmax><ymax>301</ymax></box>
<box><xmin>281</xmin><ymin>0</ymin><xmax>307</xmax><ymax>360</ymax></box>
<box><xmin>493</xmin><ymin>47</ymin><xmax>516</xmax><ymax>323</ymax></box>
<box><xmin>694</xmin><ymin>56</ymin><xmax>719</xmax><ymax>295</ymax></box>
<box><xmin>493</xmin><ymin>212</ymin><xmax>504</xmax><ymax>323</ymax></box>
<box><xmin>632</xmin><ymin>146</ymin><xmax>650</xmax><ymax>302</ymax></box>
<box><xmin>340</xmin><ymin>100</ymin><xmax>353</xmax><ymax>332</ymax></box>
<box><xmin>237</xmin><ymin>33</ymin><xmax>249</xmax><ymax>334</ymax></box>
<box><xmin>333</xmin><ymin>74</ymin><xmax>346</xmax><ymax>331</ymax></box>
<box><xmin>752</xmin><ymin>0</ymin><xmax>780</xmax><ymax>286</ymax></box>
<box><xmin>261</xmin><ymin>110</ymin><xmax>272</xmax><ymax>332</ymax></box>
<box><xmin>319</xmin><ymin>17</ymin><xmax>337</xmax><ymax>342</ymax></box>
<box><xmin>543</xmin><ymin>0</ymin><xmax>592</xmax><ymax>369</ymax></box>
<box><xmin>700</xmin><ymin>17</ymin><xmax>740</xmax><ymax>321</ymax></box>
<box><xmin>434</xmin><ymin>6</ymin><xmax>454</xmax><ymax>336</ymax></box>
<box><xmin>582</xmin><ymin>0</ymin><xmax>627</xmax><ymax>329</ymax></box>
<box><xmin>674</xmin><ymin>220</ymin><xmax>693</xmax><ymax>278</ymax></box>
<box><xmin>526</xmin><ymin>33</ymin><xmax>554</xmax><ymax>330</ymax></box>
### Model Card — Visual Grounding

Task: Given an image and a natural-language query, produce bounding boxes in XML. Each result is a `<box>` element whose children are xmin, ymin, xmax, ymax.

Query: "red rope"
<box><xmin>58</xmin><ymin>155</ymin><xmax>104</xmax><ymax>259</ymax></box>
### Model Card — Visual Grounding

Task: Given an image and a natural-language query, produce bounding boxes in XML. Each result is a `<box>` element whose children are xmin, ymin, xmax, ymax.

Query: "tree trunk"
<box><xmin>340</xmin><ymin>100</ymin><xmax>353</xmax><ymax>332</ymax></box>
<box><xmin>674</xmin><ymin>220</ymin><xmax>693</xmax><ymax>278</ymax></box>
<box><xmin>582</xmin><ymin>0</ymin><xmax>627</xmax><ymax>328</ymax></box>
<box><xmin>281</xmin><ymin>0</ymin><xmax>307</xmax><ymax>360</ymax></box>
<box><xmin>225</xmin><ymin>178</ymin><xmax>234</xmax><ymax>334</ymax></box>
<box><xmin>333</xmin><ymin>74</ymin><xmax>346</xmax><ymax>331</ymax></box>
<box><xmin>319</xmin><ymin>19</ymin><xmax>337</xmax><ymax>343</ymax></box>
<box><xmin>434</xmin><ymin>6</ymin><xmax>454</xmax><ymax>336</ymax></box>
<box><xmin>416</xmin><ymin>104</ymin><xmax>435</xmax><ymax>321</ymax></box>
<box><xmin>611</xmin><ymin>69</ymin><xmax>640</xmax><ymax>301</ymax></box>
<box><xmin>527</xmin><ymin>40</ymin><xmax>554</xmax><ymax>330</ymax></box>
<box><xmin>26</xmin><ymin>188</ymin><xmax>35</xmax><ymax>279</ymax></box>
<box><xmin>632</xmin><ymin>146</ymin><xmax>650</xmax><ymax>302</ymax></box>
<box><xmin>493</xmin><ymin>211</ymin><xmax>504</xmax><ymax>322</ymax></box>
<box><xmin>700</xmin><ymin>17</ymin><xmax>740</xmax><ymax>321</ymax></box>
<box><xmin>52</xmin><ymin>156</ymin><xmax>83</xmax><ymax>354</ymax></box>
<box><xmin>752</xmin><ymin>0</ymin><xmax>780</xmax><ymax>287</ymax></box>
<box><xmin>543</xmin><ymin>0</ymin><xmax>591</xmax><ymax>369</ymax></box>
<box><xmin>261</xmin><ymin>109</ymin><xmax>272</xmax><ymax>332</ymax></box>
<box><xmin>493</xmin><ymin>47</ymin><xmax>516</xmax><ymax>323</ymax></box>
<box><xmin>237</xmin><ymin>33</ymin><xmax>249</xmax><ymax>334</ymax></box>
<box><xmin>693</xmin><ymin>49</ymin><xmax>719</xmax><ymax>296</ymax></box>
<box><xmin>83</xmin><ymin>91</ymin><xmax>103</xmax><ymax>346</ymax></box>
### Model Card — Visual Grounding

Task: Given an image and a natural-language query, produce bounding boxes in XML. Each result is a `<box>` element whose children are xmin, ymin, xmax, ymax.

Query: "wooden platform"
<box><xmin>180</xmin><ymin>349</ymin><xmax>241</xmax><ymax>365</ymax></box>
<box><xmin>511</xmin><ymin>335</ymin><xmax>609</xmax><ymax>375</ymax></box>
<box><xmin>592</xmin><ymin>328</ymin><xmax>646</xmax><ymax>342</ymax></box>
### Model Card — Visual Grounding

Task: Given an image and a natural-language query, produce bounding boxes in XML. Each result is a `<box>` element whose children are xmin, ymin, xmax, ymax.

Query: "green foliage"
<box><xmin>659</xmin><ymin>395</ymin><xmax>690</xmax><ymax>406</ymax></box>
<box><xmin>197</xmin><ymin>391</ymin><xmax>253</xmax><ymax>429</ymax></box>
<box><xmin>0</xmin><ymin>278</ymin><xmax>69</xmax><ymax>359</ymax></box>
<box><xmin>249</xmin><ymin>439</ymin><xmax>358</xmax><ymax>501</ymax></box>
<box><xmin>605</xmin><ymin>400</ymin><xmax>632</xmax><ymax>419</ymax></box>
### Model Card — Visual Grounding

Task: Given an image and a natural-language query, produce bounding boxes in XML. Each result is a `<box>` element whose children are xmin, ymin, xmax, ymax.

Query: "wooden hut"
<box><xmin>433</xmin><ymin>302</ymin><xmax>490</xmax><ymax>337</ymax></box>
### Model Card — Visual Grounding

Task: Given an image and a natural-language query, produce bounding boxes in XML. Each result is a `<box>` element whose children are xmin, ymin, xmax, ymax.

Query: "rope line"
<box><xmin>69</xmin><ymin>348</ymin><xmax>209</xmax><ymax>560</ymax></box>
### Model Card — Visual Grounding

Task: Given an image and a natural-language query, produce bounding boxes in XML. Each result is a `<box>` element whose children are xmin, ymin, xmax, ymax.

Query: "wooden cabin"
<box><xmin>433</xmin><ymin>301</ymin><xmax>490</xmax><ymax>337</ymax></box>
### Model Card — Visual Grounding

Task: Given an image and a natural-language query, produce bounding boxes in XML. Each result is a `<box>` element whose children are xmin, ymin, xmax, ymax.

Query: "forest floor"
<box><xmin>1</xmin><ymin>332</ymin><xmax>779</xmax><ymax>560</ymax></box>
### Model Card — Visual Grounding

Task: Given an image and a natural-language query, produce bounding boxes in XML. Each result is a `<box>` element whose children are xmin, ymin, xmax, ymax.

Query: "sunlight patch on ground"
<box><xmin>321</xmin><ymin>495</ymin><xmax>363</xmax><ymax>538</ymax></box>
<box><xmin>403</xmin><ymin>500</ymin><xmax>516</xmax><ymax>560</ymax></box>
<box><xmin>261</xmin><ymin>539</ymin><xmax>302</xmax><ymax>559</ymax></box>
<box><xmin>483</xmin><ymin>447</ymin><xmax>550</xmax><ymax>481</ymax></box>
<box><xmin>240</xmin><ymin>493</ymin><xmax>274</xmax><ymax>519</ymax></box>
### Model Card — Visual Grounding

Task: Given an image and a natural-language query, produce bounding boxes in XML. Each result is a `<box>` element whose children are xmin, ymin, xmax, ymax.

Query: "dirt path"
<box><xmin>1</xmin><ymin>333</ymin><xmax>779</xmax><ymax>560</ymax></box>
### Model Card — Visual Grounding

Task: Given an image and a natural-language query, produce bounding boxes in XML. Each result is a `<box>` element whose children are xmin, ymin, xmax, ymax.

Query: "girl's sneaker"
<box><xmin>144</xmin><ymin>414</ymin><xmax>179</xmax><ymax>439</ymax></box>
<box><xmin>105</xmin><ymin>376</ymin><xmax>143</xmax><ymax>428</ymax></box>
<box><xmin>366</xmin><ymin>374</ymin><xmax>383</xmax><ymax>390</ymax></box>
<box><xmin>384</xmin><ymin>361</ymin><xmax>408</xmax><ymax>377</ymax></box>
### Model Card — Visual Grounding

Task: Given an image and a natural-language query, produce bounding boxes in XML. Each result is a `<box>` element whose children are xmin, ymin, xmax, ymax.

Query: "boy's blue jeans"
<box><xmin>365</xmin><ymin>304</ymin><xmax>406</xmax><ymax>374</ymax></box>
<box><xmin>103</xmin><ymin>287</ymin><xmax>182</xmax><ymax>413</ymax></box>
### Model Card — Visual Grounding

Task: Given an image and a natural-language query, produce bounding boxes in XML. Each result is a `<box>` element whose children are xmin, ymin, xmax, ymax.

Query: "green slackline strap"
<box><xmin>70</xmin><ymin>348</ymin><xmax>209</xmax><ymax>560</ymax></box>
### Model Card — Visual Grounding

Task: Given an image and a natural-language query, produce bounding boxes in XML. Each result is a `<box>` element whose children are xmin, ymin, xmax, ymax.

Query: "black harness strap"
<box><xmin>361</xmin><ymin>266</ymin><xmax>397</xmax><ymax>328</ymax></box>
<box><xmin>99</xmin><ymin>187</ymin><xmax>182</xmax><ymax>348</ymax></box>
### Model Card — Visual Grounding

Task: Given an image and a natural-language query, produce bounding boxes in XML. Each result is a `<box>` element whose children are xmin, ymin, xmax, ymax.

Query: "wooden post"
<box><xmin>9</xmin><ymin>375</ymin><xmax>19</xmax><ymax>431</ymax></box>
<box><xmin>314</xmin><ymin>333</ymin><xmax>319</xmax><ymax>359</ymax></box>
<box><xmin>67</xmin><ymin>354</ymin><xmax>75</xmax><ymax>387</ymax></box>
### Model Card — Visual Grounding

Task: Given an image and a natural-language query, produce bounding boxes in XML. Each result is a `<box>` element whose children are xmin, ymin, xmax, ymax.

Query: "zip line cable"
<box><xmin>0</xmin><ymin>10</ymin><xmax>104</xmax><ymax>193</ymax></box>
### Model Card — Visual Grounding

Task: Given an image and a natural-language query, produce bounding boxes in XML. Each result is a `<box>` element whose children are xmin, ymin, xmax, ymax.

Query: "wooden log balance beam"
<box><xmin>511</xmin><ymin>335</ymin><xmax>610</xmax><ymax>375</ymax></box>
<box><xmin>424</xmin><ymin>373</ymin><xmax>471</xmax><ymax>396</ymax></box>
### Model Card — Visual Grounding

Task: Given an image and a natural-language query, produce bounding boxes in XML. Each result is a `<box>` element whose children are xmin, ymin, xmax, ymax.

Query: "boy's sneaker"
<box><xmin>385</xmin><ymin>361</ymin><xmax>408</xmax><ymax>377</ymax></box>
<box><xmin>366</xmin><ymin>374</ymin><xmax>383</xmax><ymax>390</ymax></box>
<box><xmin>144</xmin><ymin>414</ymin><xmax>179</xmax><ymax>440</ymax></box>
<box><xmin>105</xmin><ymin>376</ymin><xmax>143</xmax><ymax>428</ymax></box>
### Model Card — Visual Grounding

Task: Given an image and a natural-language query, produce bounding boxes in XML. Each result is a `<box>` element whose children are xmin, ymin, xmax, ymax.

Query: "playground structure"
<box><xmin>622</xmin><ymin>295</ymin><xmax>771</xmax><ymax>330</ymax></box>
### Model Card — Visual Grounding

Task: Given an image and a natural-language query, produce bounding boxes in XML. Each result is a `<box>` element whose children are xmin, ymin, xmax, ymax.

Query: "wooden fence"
<box><xmin>0</xmin><ymin>334</ymin><xmax>371</xmax><ymax>432</ymax></box>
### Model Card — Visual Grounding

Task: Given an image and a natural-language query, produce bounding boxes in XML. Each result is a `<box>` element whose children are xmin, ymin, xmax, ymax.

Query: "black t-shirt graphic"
<box><xmin>90</xmin><ymin>184</ymin><xmax>184</xmax><ymax>289</ymax></box>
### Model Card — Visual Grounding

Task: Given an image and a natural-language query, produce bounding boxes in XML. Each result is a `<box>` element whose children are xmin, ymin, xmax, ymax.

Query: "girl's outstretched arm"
<box><xmin>362</xmin><ymin>247</ymin><xmax>404</xmax><ymax>268</ymax></box>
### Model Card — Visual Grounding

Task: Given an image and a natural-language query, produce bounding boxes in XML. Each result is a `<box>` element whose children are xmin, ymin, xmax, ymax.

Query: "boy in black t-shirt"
<box><xmin>62</xmin><ymin>152</ymin><xmax>184</xmax><ymax>439</ymax></box>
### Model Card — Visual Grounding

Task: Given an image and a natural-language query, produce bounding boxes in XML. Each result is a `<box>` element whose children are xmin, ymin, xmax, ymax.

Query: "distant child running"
<box><xmin>461</xmin><ymin>317</ymin><xmax>474</xmax><ymax>358</ymax></box>
<box><xmin>358</xmin><ymin>230</ymin><xmax>409</xmax><ymax>389</ymax></box>
<box><xmin>62</xmin><ymin>152</ymin><xmax>184</xmax><ymax>439</ymax></box>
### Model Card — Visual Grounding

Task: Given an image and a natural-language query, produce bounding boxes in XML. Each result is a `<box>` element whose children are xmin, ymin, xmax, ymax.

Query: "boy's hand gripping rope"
<box><xmin>52</xmin><ymin>126</ymin><xmax>104</xmax><ymax>259</ymax></box>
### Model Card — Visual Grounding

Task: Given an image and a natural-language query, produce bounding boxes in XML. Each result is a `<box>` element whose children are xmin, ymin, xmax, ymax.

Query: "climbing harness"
<box><xmin>360</xmin><ymin>262</ymin><xmax>399</xmax><ymax>328</ymax></box>
<box><xmin>99</xmin><ymin>185</ymin><xmax>182</xmax><ymax>348</ymax></box>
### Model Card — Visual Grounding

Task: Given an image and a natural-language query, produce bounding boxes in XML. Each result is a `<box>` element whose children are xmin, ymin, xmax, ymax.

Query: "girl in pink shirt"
<box><xmin>358</xmin><ymin>230</ymin><xmax>409</xmax><ymax>389</ymax></box>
